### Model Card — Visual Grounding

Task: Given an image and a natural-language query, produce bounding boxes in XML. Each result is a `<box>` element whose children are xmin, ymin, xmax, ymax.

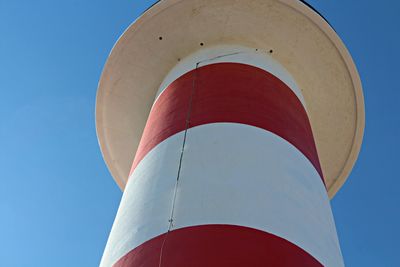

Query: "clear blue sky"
<box><xmin>0</xmin><ymin>1</ymin><xmax>399</xmax><ymax>266</ymax></box>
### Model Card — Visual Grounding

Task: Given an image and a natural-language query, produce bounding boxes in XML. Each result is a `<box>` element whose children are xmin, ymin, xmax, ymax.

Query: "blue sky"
<box><xmin>0</xmin><ymin>1</ymin><xmax>399</xmax><ymax>266</ymax></box>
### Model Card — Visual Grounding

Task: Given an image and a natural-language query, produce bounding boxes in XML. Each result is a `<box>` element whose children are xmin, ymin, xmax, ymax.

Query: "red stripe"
<box><xmin>130</xmin><ymin>63</ymin><xmax>323</xmax><ymax>180</ymax></box>
<box><xmin>113</xmin><ymin>224</ymin><xmax>323</xmax><ymax>267</ymax></box>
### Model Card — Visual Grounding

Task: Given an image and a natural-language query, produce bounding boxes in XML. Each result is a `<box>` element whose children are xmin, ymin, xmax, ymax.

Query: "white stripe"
<box><xmin>154</xmin><ymin>45</ymin><xmax>306</xmax><ymax>107</ymax></box>
<box><xmin>99</xmin><ymin>132</ymin><xmax>183</xmax><ymax>267</ymax></box>
<box><xmin>100</xmin><ymin>124</ymin><xmax>343</xmax><ymax>267</ymax></box>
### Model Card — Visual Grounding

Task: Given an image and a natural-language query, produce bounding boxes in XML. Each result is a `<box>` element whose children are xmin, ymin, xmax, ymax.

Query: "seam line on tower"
<box><xmin>158</xmin><ymin>61</ymin><xmax>200</xmax><ymax>267</ymax></box>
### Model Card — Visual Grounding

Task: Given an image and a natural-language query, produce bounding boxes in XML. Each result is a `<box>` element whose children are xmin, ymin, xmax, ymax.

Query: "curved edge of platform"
<box><xmin>95</xmin><ymin>0</ymin><xmax>365</xmax><ymax>198</ymax></box>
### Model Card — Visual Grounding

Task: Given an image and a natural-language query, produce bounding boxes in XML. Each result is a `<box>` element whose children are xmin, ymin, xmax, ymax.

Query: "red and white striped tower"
<box><xmin>96</xmin><ymin>1</ymin><xmax>364</xmax><ymax>266</ymax></box>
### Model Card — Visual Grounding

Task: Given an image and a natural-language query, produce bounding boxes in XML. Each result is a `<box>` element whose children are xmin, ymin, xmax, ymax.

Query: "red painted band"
<box><xmin>130</xmin><ymin>63</ymin><xmax>323</xmax><ymax>180</ymax></box>
<box><xmin>113</xmin><ymin>224</ymin><xmax>322</xmax><ymax>267</ymax></box>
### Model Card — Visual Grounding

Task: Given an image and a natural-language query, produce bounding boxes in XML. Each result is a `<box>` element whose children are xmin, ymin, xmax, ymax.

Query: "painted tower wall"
<box><xmin>100</xmin><ymin>46</ymin><xmax>344</xmax><ymax>267</ymax></box>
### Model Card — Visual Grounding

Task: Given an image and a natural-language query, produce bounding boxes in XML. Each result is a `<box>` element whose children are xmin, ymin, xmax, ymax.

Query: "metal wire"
<box><xmin>158</xmin><ymin>62</ymin><xmax>199</xmax><ymax>267</ymax></box>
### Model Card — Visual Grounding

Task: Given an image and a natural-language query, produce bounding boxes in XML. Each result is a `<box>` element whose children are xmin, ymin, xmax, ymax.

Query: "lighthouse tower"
<box><xmin>96</xmin><ymin>1</ymin><xmax>364</xmax><ymax>266</ymax></box>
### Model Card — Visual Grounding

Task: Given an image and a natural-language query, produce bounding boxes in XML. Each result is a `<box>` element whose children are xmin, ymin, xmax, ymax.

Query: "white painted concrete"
<box><xmin>174</xmin><ymin>123</ymin><xmax>343</xmax><ymax>267</ymax></box>
<box><xmin>153</xmin><ymin>45</ymin><xmax>306</xmax><ymax>108</ymax></box>
<box><xmin>100</xmin><ymin>123</ymin><xmax>344</xmax><ymax>267</ymax></box>
<box><xmin>96</xmin><ymin>0</ymin><xmax>365</xmax><ymax>198</ymax></box>
<box><xmin>99</xmin><ymin>132</ymin><xmax>184</xmax><ymax>267</ymax></box>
